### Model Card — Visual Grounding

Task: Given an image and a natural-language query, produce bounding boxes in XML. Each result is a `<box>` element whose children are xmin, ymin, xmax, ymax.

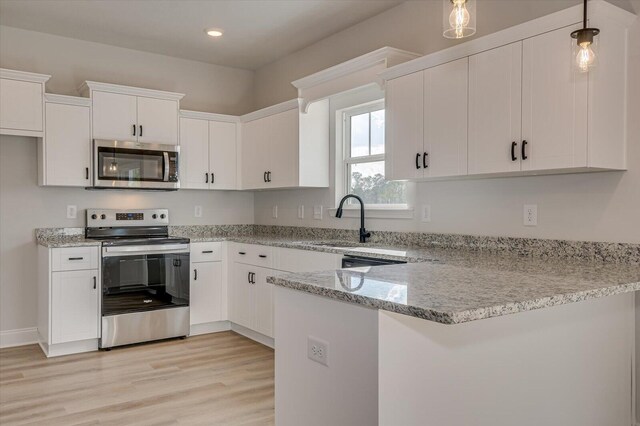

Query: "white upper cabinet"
<box><xmin>381</xmin><ymin>0</ymin><xmax>634</xmax><ymax>180</ymax></box>
<box><xmin>468</xmin><ymin>42</ymin><xmax>523</xmax><ymax>175</ymax></box>
<box><xmin>424</xmin><ymin>58</ymin><xmax>468</xmax><ymax>178</ymax></box>
<box><xmin>81</xmin><ymin>82</ymin><xmax>183</xmax><ymax>145</ymax></box>
<box><xmin>0</xmin><ymin>69</ymin><xmax>50</xmax><ymax>137</ymax></box>
<box><xmin>521</xmin><ymin>25</ymin><xmax>588</xmax><ymax>172</ymax></box>
<box><xmin>39</xmin><ymin>95</ymin><xmax>92</xmax><ymax>187</ymax></box>
<box><xmin>240</xmin><ymin>99</ymin><xmax>329</xmax><ymax>190</ymax></box>
<box><xmin>179</xmin><ymin>112</ymin><xmax>238</xmax><ymax>190</ymax></box>
<box><xmin>385</xmin><ymin>71</ymin><xmax>424</xmax><ymax>181</ymax></box>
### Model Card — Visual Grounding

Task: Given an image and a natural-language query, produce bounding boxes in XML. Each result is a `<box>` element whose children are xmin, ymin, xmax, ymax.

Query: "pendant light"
<box><xmin>571</xmin><ymin>0</ymin><xmax>600</xmax><ymax>72</ymax></box>
<box><xmin>443</xmin><ymin>0</ymin><xmax>476</xmax><ymax>39</ymax></box>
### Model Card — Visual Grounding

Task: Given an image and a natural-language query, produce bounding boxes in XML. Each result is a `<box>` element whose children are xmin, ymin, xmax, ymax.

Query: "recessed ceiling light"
<box><xmin>205</xmin><ymin>28</ymin><xmax>224</xmax><ymax>38</ymax></box>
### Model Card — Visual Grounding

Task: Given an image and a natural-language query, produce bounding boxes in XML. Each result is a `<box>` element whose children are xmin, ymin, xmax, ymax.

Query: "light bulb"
<box><xmin>449</xmin><ymin>0</ymin><xmax>470</xmax><ymax>39</ymax></box>
<box><xmin>576</xmin><ymin>42</ymin><xmax>595</xmax><ymax>73</ymax></box>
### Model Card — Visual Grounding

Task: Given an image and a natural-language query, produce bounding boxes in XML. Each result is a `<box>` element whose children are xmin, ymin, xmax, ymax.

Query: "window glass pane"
<box><xmin>349</xmin><ymin>161</ymin><xmax>407</xmax><ymax>205</ymax></box>
<box><xmin>350</xmin><ymin>112</ymin><xmax>370</xmax><ymax>157</ymax></box>
<box><xmin>370</xmin><ymin>109</ymin><xmax>385</xmax><ymax>155</ymax></box>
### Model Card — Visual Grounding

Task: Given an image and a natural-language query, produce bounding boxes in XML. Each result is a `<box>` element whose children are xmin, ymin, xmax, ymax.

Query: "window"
<box><xmin>342</xmin><ymin>102</ymin><xmax>407</xmax><ymax>208</ymax></box>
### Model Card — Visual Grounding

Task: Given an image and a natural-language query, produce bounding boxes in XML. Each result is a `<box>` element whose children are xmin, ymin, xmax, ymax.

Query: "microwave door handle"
<box><xmin>163</xmin><ymin>152</ymin><xmax>170</xmax><ymax>182</ymax></box>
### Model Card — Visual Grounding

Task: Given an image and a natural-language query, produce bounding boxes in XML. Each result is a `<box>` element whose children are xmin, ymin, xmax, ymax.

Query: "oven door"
<box><xmin>101</xmin><ymin>244</ymin><xmax>190</xmax><ymax>316</ymax></box>
<box><xmin>93</xmin><ymin>139</ymin><xmax>179</xmax><ymax>190</ymax></box>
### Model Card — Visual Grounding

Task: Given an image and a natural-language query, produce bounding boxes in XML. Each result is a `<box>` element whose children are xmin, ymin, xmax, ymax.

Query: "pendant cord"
<box><xmin>583</xmin><ymin>0</ymin><xmax>587</xmax><ymax>29</ymax></box>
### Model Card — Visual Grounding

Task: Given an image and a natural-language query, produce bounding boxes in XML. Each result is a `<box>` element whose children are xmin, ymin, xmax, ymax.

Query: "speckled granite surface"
<box><xmin>35</xmin><ymin>228</ymin><xmax>101</xmax><ymax>247</ymax></box>
<box><xmin>268</xmin><ymin>258</ymin><xmax>640</xmax><ymax>324</ymax></box>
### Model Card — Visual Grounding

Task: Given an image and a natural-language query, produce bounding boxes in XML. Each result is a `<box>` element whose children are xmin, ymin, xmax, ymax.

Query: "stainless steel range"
<box><xmin>86</xmin><ymin>208</ymin><xmax>190</xmax><ymax>349</ymax></box>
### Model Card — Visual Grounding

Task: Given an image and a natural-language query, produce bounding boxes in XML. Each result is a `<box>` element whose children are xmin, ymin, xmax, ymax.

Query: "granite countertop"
<box><xmin>267</xmin><ymin>256</ymin><xmax>640</xmax><ymax>324</ymax></box>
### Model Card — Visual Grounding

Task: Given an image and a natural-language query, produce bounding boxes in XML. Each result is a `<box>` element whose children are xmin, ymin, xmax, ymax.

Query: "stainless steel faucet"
<box><xmin>335</xmin><ymin>194</ymin><xmax>371</xmax><ymax>243</ymax></box>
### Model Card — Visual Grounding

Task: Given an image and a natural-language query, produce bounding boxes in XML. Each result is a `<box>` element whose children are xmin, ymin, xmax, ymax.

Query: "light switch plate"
<box><xmin>297</xmin><ymin>205</ymin><xmax>304</xmax><ymax>219</ymax></box>
<box><xmin>194</xmin><ymin>205</ymin><xmax>202</xmax><ymax>218</ymax></box>
<box><xmin>66</xmin><ymin>205</ymin><xmax>77</xmax><ymax>219</ymax></box>
<box><xmin>272</xmin><ymin>205</ymin><xmax>278</xmax><ymax>219</ymax></box>
<box><xmin>524</xmin><ymin>204</ymin><xmax>538</xmax><ymax>226</ymax></box>
<box><xmin>313</xmin><ymin>205</ymin><xmax>323</xmax><ymax>220</ymax></box>
<box><xmin>421</xmin><ymin>205</ymin><xmax>431</xmax><ymax>222</ymax></box>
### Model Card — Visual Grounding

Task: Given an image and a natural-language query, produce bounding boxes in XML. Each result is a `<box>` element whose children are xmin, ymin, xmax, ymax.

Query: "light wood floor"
<box><xmin>0</xmin><ymin>332</ymin><xmax>274</xmax><ymax>425</ymax></box>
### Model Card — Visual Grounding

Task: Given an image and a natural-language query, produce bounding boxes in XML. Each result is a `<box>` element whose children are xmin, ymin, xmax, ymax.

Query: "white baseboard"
<box><xmin>190</xmin><ymin>321</ymin><xmax>231</xmax><ymax>336</ymax></box>
<box><xmin>0</xmin><ymin>327</ymin><xmax>38</xmax><ymax>348</ymax></box>
<box><xmin>230</xmin><ymin>323</ymin><xmax>274</xmax><ymax>349</ymax></box>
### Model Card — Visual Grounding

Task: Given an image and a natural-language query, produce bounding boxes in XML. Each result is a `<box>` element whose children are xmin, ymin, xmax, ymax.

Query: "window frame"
<box><xmin>341</xmin><ymin>101</ymin><xmax>409</xmax><ymax>210</ymax></box>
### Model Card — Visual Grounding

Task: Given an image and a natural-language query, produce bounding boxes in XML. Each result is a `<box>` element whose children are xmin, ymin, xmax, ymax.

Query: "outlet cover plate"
<box><xmin>272</xmin><ymin>205</ymin><xmax>278</xmax><ymax>219</ymax></box>
<box><xmin>421</xmin><ymin>205</ymin><xmax>431</xmax><ymax>222</ymax></box>
<box><xmin>194</xmin><ymin>205</ymin><xmax>202</xmax><ymax>218</ymax></box>
<box><xmin>297</xmin><ymin>205</ymin><xmax>304</xmax><ymax>219</ymax></box>
<box><xmin>66</xmin><ymin>205</ymin><xmax>77</xmax><ymax>219</ymax></box>
<box><xmin>307</xmin><ymin>336</ymin><xmax>329</xmax><ymax>366</ymax></box>
<box><xmin>524</xmin><ymin>204</ymin><xmax>538</xmax><ymax>226</ymax></box>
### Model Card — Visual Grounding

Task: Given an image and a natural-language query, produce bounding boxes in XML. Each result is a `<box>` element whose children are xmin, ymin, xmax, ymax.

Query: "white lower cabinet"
<box><xmin>38</xmin><ymin>245</ymin><xmax>100</xmax><ymax>357</ymax></box>
<box><xmin>189</xmin><ymin>242</ymin><xmax>227</xmax><ymax>334</ymax></box>
<box><xmin>51</xmin><ymin>270</ymin><xmax>99</xmax><ymax>344</ymax></box>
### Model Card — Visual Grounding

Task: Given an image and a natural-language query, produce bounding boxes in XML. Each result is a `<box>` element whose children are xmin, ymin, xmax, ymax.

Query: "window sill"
<box><xmin>328</xmin><ymin>206</ymin><xmax>414</xmax><ymax>219</ymax></box>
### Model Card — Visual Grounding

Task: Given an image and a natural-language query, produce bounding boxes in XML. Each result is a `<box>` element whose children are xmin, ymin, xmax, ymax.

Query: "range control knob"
<box><xmin>91</xmin><ymin>214</ymin><xmax>98</xmax><ymax>220</ymax></box>
<box><xmin>160</xmin><ymin>214</ymin><xmax>166</xmax><ymax>219</ymax></box>
<box><xmin>100</xmin><ymin>214</ymin><xmax>106</xmax><ymax>220</ymax></box>
<box><xmin>152</xmin><ymin>214</ymin><xmax>158</xmax><ymax>219</ymax></box>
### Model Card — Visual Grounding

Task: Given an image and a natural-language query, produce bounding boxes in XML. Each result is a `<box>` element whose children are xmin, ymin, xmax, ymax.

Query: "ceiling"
<box><xmin>0</xmin><ymin>0</ymin><xmax>403</xmax><ymax>70</ymax></box>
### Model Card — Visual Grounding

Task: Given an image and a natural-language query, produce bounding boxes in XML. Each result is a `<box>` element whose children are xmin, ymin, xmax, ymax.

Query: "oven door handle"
<box><xmin>103</xmin><ymin>244</ymin><xmax>190</xmax><ymax>257</ymax></box>
<box><xmin>163</xmin><ymin>152</ymin><xmax>170</xmax><ymax>182</ymax></box>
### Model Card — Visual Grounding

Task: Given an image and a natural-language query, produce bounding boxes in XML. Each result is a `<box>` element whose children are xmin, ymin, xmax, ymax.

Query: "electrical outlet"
<box><xmin>421</xmin><ymin>205</ymin><xmax>431</xmax><ymax>222</ymax></box>
<box><xmin>524</xmin><ymin>204</ymin><xmax>538</xmax><ymax>226</ymax></box>
<box><xmin>66</xmin><ymin>205</ymin><xmax>77</xmax><ymax>219</ymax></box>
<box><xmin>297</xmin><ymin>205</ymin><xmax>304</xmax><ymax>219</ymax></box>
<box><xmin>272</xmin><ymin>205</ymin><xmax>278</xmax><ymax>219</ymax></box>
<box><xmin>194</xmin><ymin>205</ymin><xmax>202</xmax><ymax>218</ymax></box>
<box><xmin>313</xmin><ymin>205</ymin><xmax>323</xmax><ymax>220</ymax></box>
<box><xmin>307</xmin><ymin>336</ymin><xmax>329</xmax><ymax>366</ymax></box>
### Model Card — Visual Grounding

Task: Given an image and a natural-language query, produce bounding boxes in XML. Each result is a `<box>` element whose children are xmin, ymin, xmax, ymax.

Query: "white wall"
<box><xmin>0</xmin><ymin>25</ymin><xmax>255</xmax><ymax>114</ymax></box>
<box><xmin>0</xmin><ymin>26</ymin><xmax>257</xmax><ymax>335</ymax></box>
<box><xmin>253</xmin><ymin>0</ymin><xmax>640</xmax><ymax>245</ymax></box>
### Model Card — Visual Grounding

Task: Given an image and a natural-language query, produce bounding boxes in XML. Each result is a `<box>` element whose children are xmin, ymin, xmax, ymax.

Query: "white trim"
<box><xmin>189</xmin><ymin>321</ymin><xmax>232</xmax><ymax>336</ymax></box>
<box><xmin>180</xmin><ymin>110</ymin><xmax>240</xmax><ymax>123</ymax></box>
<box><xmin>0</xmin><ymin>68</ymin><xmax>50</xmax><ymax>83</ymax></box>
<box><xmin>329</xmin><ymin>206</ymin><xmax>414</xmax><ymax>220</ymax></box>
<box><xmin>240</xmin><ymin>99</ymin><xmax>300</xmax><ymax>122</ymax></box>
<box><xmin>79</xmin><ymin>81</ymin><xmax>185</xmax><ymax>101</ymax></box>
<box><xmin>39</xmin><ymin>338</ymin><xmax>98</xmax><ymax>358</ymax></box>
<box><xmin>379</xmin><ymin>0</ymin><xmax>636</xmax><ymax>81</ymax></box>
<box><xmin>44</xmin><ymin>93</ymin><xmax>91</xmax><ymax>107</ymax></box>
<box><xmin>0</xmin><ymin>327</ymin><xmax>39</xmax><ymax>348</ymax></box>
<box><xmin>0</xmin><ymin>128</ymin><xmax>43</xmax><ymax>138</ymax></box>
<box><xmin>230</xmin><ymin>322</ymin><xmax>274</xmax><ymax>349</ymax></box>
<box><xmin>292</xmin><ymin>47</ymin><xmax>421</xmax><ymax>89</ymax></box>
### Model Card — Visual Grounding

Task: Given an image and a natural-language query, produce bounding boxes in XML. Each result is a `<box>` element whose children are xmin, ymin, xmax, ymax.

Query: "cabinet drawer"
<box><xmin>51</xmin><ymin>246</ymin><xmax>99</xmax><ymax>271</ymax></box>
<box><xmin>191</xmin><ymin>242</ymin><xmax>223</xmax><ymax>263</ymax></box>
<box><xmin>232</xmin><ymin>243</ymin><xmax>273</xmax><ymax>268</ymax></box>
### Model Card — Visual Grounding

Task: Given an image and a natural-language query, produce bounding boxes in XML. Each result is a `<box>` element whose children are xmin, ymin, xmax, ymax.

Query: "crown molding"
<box><xmin>0</xmin><ymin>68</ymin><xmax>51</xmax><ymax>84</ymax></box>
<box><xmin>79</xmin><ymin>81</ymin><xmax>185</xmax><ymax>101</ymax></box>
<box><xmin>180</xmin><ymin>110</ymin><xmax>240</xmax><ymax>123</ymax></box>
<box><xmin>45</xmin><ymin>93</ymin><xmax>91</xmax><ymax>107</ymax></box>
<box><xmin>240</xmin><ymin>99</ymin><xmax>300</xmax><ymax>122</ymax></box>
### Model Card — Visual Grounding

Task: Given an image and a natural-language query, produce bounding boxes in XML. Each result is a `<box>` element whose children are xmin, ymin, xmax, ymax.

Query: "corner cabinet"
<box><xmin>179</xmin><ymin>111</ymin><xmax>239</xmax><ymax>190</ymax></box>
<box><xmin>0</xmin><ymin>68</ymin><xmax>50</xmax><ymax>137</ymax></box>
<box><xmin>38</xmin><ymin>94</ymin><xmax>92</xmax><ymax>187</ymax></box>
<box><xmin>38</xmin><ymin>245</ymin><xmax>100</xmax><ymax>357</ymax></box>
<box><xmin>240</xmin><ymin>98</ymin><xmax>329</xmax><ymax>190</ymax></box>
<box><xmin>383</xmin><ymin>1</ymin><xmax>634</xmax><ymax>181</ymax></box>
<box><xmin>80</xmin><ymin>81</ymin><xmax>184</xmax><ymax>144</ymax></box>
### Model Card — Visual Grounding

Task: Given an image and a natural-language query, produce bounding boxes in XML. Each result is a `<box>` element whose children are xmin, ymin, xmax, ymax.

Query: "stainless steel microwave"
<box><xmin>93</xmin><ymin>139</ymin><xmax>180</xmax><ymax>190</ymax></box>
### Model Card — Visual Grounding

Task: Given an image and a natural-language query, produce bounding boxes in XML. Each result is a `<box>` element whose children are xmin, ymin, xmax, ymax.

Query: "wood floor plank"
<box><xmin>0</xmin><ymin>332</ymin><xmax>274</xmax><ymax>425</ymax></box>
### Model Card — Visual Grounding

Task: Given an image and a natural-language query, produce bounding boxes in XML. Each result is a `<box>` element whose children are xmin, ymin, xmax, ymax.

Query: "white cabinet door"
<box><xmin>229</xmin><ymin>263</ymin><xmax>255</xmax><ymax>329</ymax></box>
<box><xmin>255</xmin><ymin>267</ymin><xmax>274</xmax><ymax>339</ymax></box>
<box><xmin>92</xmin><ymin>91</ymin><xmax>137</xmax><ymax>141</ymax></box>
<box><xmin>209</xmin><ymin>120</ymin><xmax>238</xmax><ymax>190</ymax></box>
<box><xmin>268</xmin><ymin>109</ymin><xmax>298</xmax><ymax>188</ymax></box>
<box><xmin>179</xmin><ymin>117</ymin><xmax>210</xmax><ymax>189</ymax></box>
<box><xmin>51</xmin><ymin>270</ymin><xmax>99</xmax><ymax>344</ymax></box>
<box><xmin>468</xmin><ymin>42</ymin><xmax>523</xmax><ymax>175</ymax></box>
<box><xmin>424</xmin><ymin>58</ymin><xmax>468</xmax><ymax>178</ymax></box>
<box><xmin>385</xmin><ymin>71</ymin><xmax>424</xmax><ymax>180</ymax></box>
<box><xmin>0</xmin><ymin>78</ymin><xmax>43</xmax><ymax>133</ymax></box>
<box><xmin>521</xmin><ymin>25</ymin><xmax>588</xmax><ymax>171</ymax></box>
<box><xmin>241</xmin><ymin>117</ymin><xmax>270</xmax><ymax>190</ymax></box>
<box><xmin>137</xmin><ymin>96</ymin><xmax>178</xmax><ymax>144</ymax></box>
<box><xmin>44</xmin><ymin>102</ymin><xmax>91</xmax><ymax>187</ymax></box>
<box><xmin>190</xmin><ymin>261</ymin><xmax>223</xmax><ymax>325</ymax></box>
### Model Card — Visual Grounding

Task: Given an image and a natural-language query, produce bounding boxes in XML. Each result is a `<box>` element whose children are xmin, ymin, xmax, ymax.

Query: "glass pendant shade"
<box><xmin>443</xmin><ymin>0</ymin><xmax>476</xmax><ymax>39</ymax></box>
